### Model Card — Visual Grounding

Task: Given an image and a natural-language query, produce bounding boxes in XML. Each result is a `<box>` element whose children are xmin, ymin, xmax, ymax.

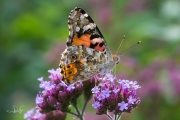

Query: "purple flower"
<box><xmin>24</xmin><ymin>108</ymin><xmax>35</xmax><ymax>119</ymax></box>
<box><xmin>48</xmin><ymin>68</ymin><xmax>62</xmax><ymax>82</ymax></box>
<box><xmin>92</xmin><ymin>101</ymin><xmax>100</xmax><ymax>109</ymax></box>
<box><xmin>118</xmin><ymin>101</ymin><xmax>128</xmax><ymax>111</ymax></box>
<box><xmin>25</xmin><ymin>68</ymin><xmax>141</xmax><ymax>120</ymax></box>
<box><xmin>24</xmin><ymin>108</ymin><xmax>45</xmax><ymax>120</ymax></box>
<box><xmin>97</xmin><ymin>94</ymin><xmax>106</xmax><ymax>100</ymax></box>
<box><xmin>25</xmin><ymin>68</ymin><xmax>101</xmax><ymax>119</ymax></box>
<box><xmin>67</xmin><ymin>84</ymin><xmax>75</xmax><ymax>91</ymax></box>
<box><xmin>101</xmin><ymin>89</ymin><xmax>111</xmax><ymax>98</ymax></box>
<box><xmin>113</xmin><ymin>88</ymin><xmax>119</xmax><ymax>94</ymax></box>
<box><xmin>91</xmin><ymin>86</ymin><xmax>100</xmax><ymax>94</ymax></box>
<box><xmin>102</xmin><ymin>73</ymin><xmax>115</xmax><ymax>82</ymax></box>
<box><xmin>37</xmin><ymin>77</ymin><xmax>43</xmax><ymax>82</ymax></box>
<box><xmin>39</xmin><ymin>81</ymin><xmax>50</xmax><ymax>89</ymax></box>
<box><xmin>24</xmin><ymin>108</ymin><xmax>66</xmax><ymax>120</ymax></box>
<box><xmin>59</xmin><ymin>81</ymin><xmax>67</xmax><ymax>87</ymax></box>
<box><xmin>127</xmin><ymin>96</ymin><xmax>136</xmax><ymax>104</ymax></box>
<box><xmin>32</xmin><ymin>68</ymin><xmax>83</xmax><ymax>113</ymax></box>
<box><xmin>35</xmin><ymin>96</ymin><xmax>43</xmax><ymax>104</ymax></box>
<box><xmin>92</xmin><ymin>73</ymin><xmax>141</xmax><ymax>115</ymax></box>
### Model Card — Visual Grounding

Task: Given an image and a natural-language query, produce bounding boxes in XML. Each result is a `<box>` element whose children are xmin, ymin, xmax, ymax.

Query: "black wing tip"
<box><xmin>74</xmin><ymin>7</ymin><xmax>86</xmax><ymax>14</ymax></box>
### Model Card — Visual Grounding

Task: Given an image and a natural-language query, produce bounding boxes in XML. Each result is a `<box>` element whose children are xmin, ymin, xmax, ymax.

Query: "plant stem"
<box><xmin>73</xmin><ymin>103</ymin><xmax>84</xmax><ymax>120</ymax></box>
<box><xmin>81</xmin><ymin>100</ymin><xmax>88</xmax><ymax>115</ymax></box>
<box><xmin>106</xmin><ymin>112</ymin><xmax>113</xmax><ymax>120</ymax></box>
<box><xmin>66</xmin><ymin>111</ymin><xmax>78</xmax><ymax>117</ymax></box>
<box><xmin>117</xmin><ymin>112</ymin><xmax>122</xmax><ymax>120</ymax></box>
<box><xmin>114</xmin><ymin>114</ymin><xmax>117</xmax><ymax>120</ymax></box>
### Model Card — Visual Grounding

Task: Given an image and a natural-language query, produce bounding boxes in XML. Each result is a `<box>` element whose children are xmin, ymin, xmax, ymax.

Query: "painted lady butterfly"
<box><xmin>59</xmin><ymin>7</ymin><xmax>120</xmax><ymax>84</ymax></box>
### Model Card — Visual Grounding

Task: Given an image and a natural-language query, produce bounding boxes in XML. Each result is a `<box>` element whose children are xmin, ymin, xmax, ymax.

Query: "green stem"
<box><xmin>117</xmin><ymin>112</ymin><xmax>123</xmax><ymax>120</ymax></box>
<box><xmin>81</xmin><ymin>100</ymin><xmax>88</xmax><ymax>115</ymax></box>
<box><xmin>66</xmin><ymin>111</ymin><xmax>78</xmax><ymax>117</ymax></box>
<box><xmin>114</xmin><ymin>114</ymin><xmax>117</xmax><ymax>120</ymax></box>
<box><xmin>106</xmin><ymin>112</ymin><xmax>113</xmax><ymax>120</ymax></box>
<box><xmin>73</xmin><ymin>103</ymin><xmax>84</xmax><ymax>120</ymax></box>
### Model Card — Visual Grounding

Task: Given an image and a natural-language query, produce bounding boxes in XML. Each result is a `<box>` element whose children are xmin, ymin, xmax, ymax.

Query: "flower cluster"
<box><xmin>24</xmin><ymin>68</ymin><xmax>99</xmax><ymax>120</ymax></box>
<box><xmin>35</xmin><ymin>69</ymin><xmax>84</xmax><ymax>113</ymax></box>
<box><xmin>24</xmin><ymin>69</ymin><xmax>141</xmax><ymax>120</ymax></box>
<box><xmin>92</xmin><ymin>73</ymin><xmax>141</xmax><ymax>116</ymax></box>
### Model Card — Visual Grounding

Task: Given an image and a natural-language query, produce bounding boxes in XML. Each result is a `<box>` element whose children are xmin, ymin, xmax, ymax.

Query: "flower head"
<box><xmin>34</xmin><ymin>68</ymin><xmax>85</xmax><ymax>113</ymax></box>
<box><xmin>92</xmin><ymin>73</ymin><xmax>141</xmax><ymax>115</ymax></box>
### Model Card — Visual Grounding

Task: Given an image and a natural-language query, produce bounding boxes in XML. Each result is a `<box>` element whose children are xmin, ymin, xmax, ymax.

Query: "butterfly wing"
<box><xmin>66</xmin><ymin>7</ymin><xmax>107</xmax><ymax>52</ymax></box>
<box><xmin>60</xmin><ymin>7</ymin><xmax>118</xmax><ymax>84</ymax></box>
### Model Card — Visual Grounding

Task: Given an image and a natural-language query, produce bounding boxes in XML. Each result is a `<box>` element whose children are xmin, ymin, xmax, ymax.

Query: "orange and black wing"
<box><xmin>66</xmin><ymin>7</ymin><xmax>107</xmax><ymax>52</ymax></box>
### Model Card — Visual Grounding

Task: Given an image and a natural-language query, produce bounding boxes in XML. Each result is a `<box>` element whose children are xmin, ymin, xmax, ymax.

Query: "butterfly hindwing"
<box><xmin>67</xmin><ymin>7</ymin><xmax>106</xmax><ymax>52</ymax></box>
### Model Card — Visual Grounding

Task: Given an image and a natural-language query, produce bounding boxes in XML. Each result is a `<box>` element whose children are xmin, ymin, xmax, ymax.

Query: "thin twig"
<box><xmin>117</xmin><ymin>112</ymin><xmax>123</xmax><ymax>120</ymax></box>
<box><xmin>106</xmin><ymin>112</ymin><xmax>113</xmax><ymax>120</ymax></box>
<box><xmin>81</xmin><ymin>100</ymin><xmax>88</xmax><ymax>115</ymax></box>
<box><xmin>114</xmin><ymin>114</ymin><xmax>117</xmax><ymax>120</ymax></box>
<box><xmin>73</xmin><ymin>104</ymin><xmax>84</xmax><ymax>120</ymax></box>
<box><xmin>66</xmin><ymin>111</ymin><xmax>78</xmax><ymax>117</ymax></box>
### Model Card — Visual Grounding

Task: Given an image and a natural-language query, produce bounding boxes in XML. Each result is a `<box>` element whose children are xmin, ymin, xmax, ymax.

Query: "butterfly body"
<box><xmin>59</xmin><ymin>7</ymin><xmax>120</xmax><ymax>84</ymax></box>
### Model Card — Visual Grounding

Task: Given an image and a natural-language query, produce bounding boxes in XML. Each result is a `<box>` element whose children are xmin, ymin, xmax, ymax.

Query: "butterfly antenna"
<box><xmin>119</xmin><ymin>41</ymin><xmax>141</xmax><ymax>55</ymax></box>
<box><xmin>116</xmin><ymin>35</ymin><xmax>126</xmax><ymax>55</ymax></box>
<box><xmin>113</xmin><ymin>35</ymin><xmax>125</xmax><ymax>77</ymax></box>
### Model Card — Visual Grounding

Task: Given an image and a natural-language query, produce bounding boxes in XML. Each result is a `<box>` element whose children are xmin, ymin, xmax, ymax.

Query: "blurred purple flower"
<box><xmin>35</xmin><ymin>96</ymin><xmax>43</xmax><ymax>104</ymax></box>
<box><xmin>24</xmin><ymin>108</ymin><xmax>66</xmax><ymax>120</ymax></box>
<box><xmin>168</xmin><ymin>61</ymin><xmax>180</xmax><ymax>94</ymax></box>
<box><xmin>24</xmin><ymin>108</ymin><xmax>45</xmax><ymax>120</ymax></box>
<box><xmin>125</xmin><ymin>0</ymin><xmax>149</xmax><ymax>13</ymax></box>
<box><xmin>87</xmin><ymin>0</ymin><xmax>112</xmax><ymax>27</ymax></box>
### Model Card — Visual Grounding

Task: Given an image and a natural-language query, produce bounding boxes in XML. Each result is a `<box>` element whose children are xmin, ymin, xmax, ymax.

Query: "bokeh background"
<box><xmin>1</xmin><ymin>0</ymin><xmax>180</xmax><ymax>120</ymax></box>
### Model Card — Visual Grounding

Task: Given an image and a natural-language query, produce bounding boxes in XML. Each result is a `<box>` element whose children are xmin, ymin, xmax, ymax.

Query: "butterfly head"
<box><xmin>113</xmin><ymin>54</ymin><xmax>121</xmax><ymax>64</ymax></box>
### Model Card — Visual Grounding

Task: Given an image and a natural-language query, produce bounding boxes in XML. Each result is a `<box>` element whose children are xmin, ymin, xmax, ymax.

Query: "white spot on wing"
<box><xmin>89</xmin><ymin>23</ymin><xmax>95</xmax><ymax>29</ymax></box>
<box><xmin>80</xmin><ymin>15</ymin><xmax>84</xmax><ymax>20</ymax></box>
<box><xmin>84</xmin><ymin>13</ymin><xmax>88</xmax><ymax>17</ymax></box>
<box><xmin>76</xmin><ymin>27</ymin><xmax>80</xmax><ymax>32</ymax></box>
<box><xmin>71</xmin><ymin>11</ymin><xmax>77</xmax><ymax>19</ymax></box>
<box><xmin>86</xmin><ymin>48</ymin><xmax>93</xmax><ymax>55</ymax></box>
<box><xmin>83</xmin><ymin>26</ymin><xmax>88</xmax><ymax>32</ymax></box>
<box><xmin>86</xmin><ymin>24</ymin><xmax>91</xmax><ymax>29</ymax></box>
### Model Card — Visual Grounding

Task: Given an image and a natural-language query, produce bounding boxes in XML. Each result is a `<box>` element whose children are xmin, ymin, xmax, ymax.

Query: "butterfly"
<box><xmin>59</xmin><ymin>7</ymin><xmax>120</xmax><ymax>85</ymax></box>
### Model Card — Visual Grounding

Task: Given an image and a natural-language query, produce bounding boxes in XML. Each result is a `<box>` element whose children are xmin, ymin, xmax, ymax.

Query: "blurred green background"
<box><xmin>1</xmin><ymin>0</ymin><xmax>180</xmax><ymax>120</ymax></box>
